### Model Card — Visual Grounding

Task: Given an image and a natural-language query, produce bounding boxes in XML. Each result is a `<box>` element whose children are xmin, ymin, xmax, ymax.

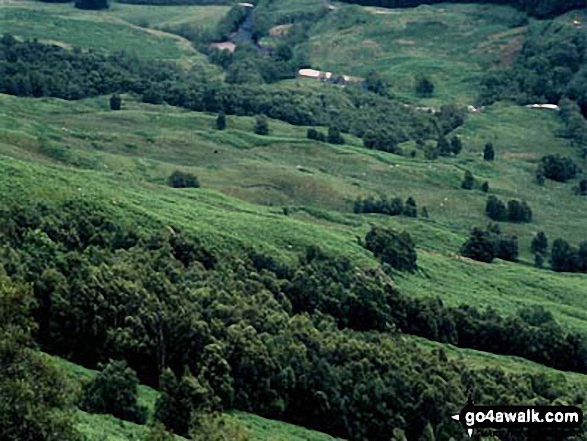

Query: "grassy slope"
<box><xmin>304</xmin><ymin>3</ymin><xmax>528</xmax><ymax>105</ymax></box>
<box><xmin>0</xmin><ymin>1</ymin><xmax>223</xmax><ymax>73</ymax></box>
<box><xmin>46</xmin><ymin>355</ymin><xmax>339</xmax><ymax>441</ymax></box>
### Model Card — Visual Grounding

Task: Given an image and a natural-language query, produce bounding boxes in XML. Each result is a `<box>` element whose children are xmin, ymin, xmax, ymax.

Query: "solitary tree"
<box><xmin>461</xmin><ymin>170</ymin><xmax>474</xmax><ymax>190</ymax></box>
<box><xmin>109</xmin><ymin>94</ymin><xmax>121</xmax><ymax>111</ymax></box>
<box><xmin>216</xmin><ymin>111</ymin><xmax>226</xmax><ymax>130</ymax></box>
<box><xmin>327</xmin><ymin>127</ymin><xmax>345</xmax><ymax>145</ymax></box>
<box><xmin>80</xmin><ymin>360</ymin><xmax>147</xmax><ymax>424</ymax></box>
<box><xmin>415</xmin><ymin>76</ymin><xmax>434</xmax><ymax>97</ymax></box>
<box><xmin>531</xmin><ymin>232</ymin><xmax>548</xmax><ymax>256</ymax></box>
<box><xmin>483</xmin><ymin>143</ymin><xmax>495</xmax><ymax>161</ymax></box>
<box><xmin>254</xmin><ymin>115</ymin><xmax>269</xmax><ymax>136</ymax></box>
<box><xmin>450</xmin><ymin>136</ymin><xmax>463</xmax><ymax>155</ymax></box>
<box><xmin>403</xmin><ymin>196</ymin><xmax>417</xmax><ymax>217</ymax></box>
<box><xmin>481</xmin><ymin>181</ymin><xmax>489</xmax><ymax>193</ymax></box>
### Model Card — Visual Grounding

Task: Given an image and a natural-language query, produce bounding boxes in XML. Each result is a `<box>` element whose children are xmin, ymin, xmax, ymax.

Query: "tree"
<box><xmin>80</xmin><ymin>360</ymin><xmax>147</xmax><ymax>424</ymax></box>
<box><xmin>550</xmin><ymin>238</ymin><xmax>578</xmax><ymax>272</ymax></box>
<box><xmin>436</xmin><ymin>135</ymin><xmax>451</xmax><ymax>156</ymax></box>
<box><xmin>191</xmin><ymin>413</ymin><xmax>251</xmax><ymax>441</ymax></box>
<box><xmin>155</xmin><ymin>369</ymin><xmax>218</xmax><ymax>436</ymax></box>
<box><xmin>75</xmin><ymin>0</ymin><xmax>110</xmax><ymax>9</ymax></box>
<box><xmin>216</xmin><ymin>111</ymin><xmax>226</xmax><ymax>130</ymax></box>
<box><xmin>0</xmin><ymin>273</ymin><xmax>82</xmax><ymax>441</ymax></box>
<box><xmin>540</xmin><ymin>155</ymin><xmax>579</xmax><ymax>182</ymax></box>
<box><xmin>254</xmin><ymin>115</ymin><xmax>269</xmax><ymax>136</ymax></box>
<box><xmin>461</xmin><ymin>228</ymin><xmax>495</xmax><ymax>263</ymax></box>
<box><xmin>143</xmin><ymin>423</ymin><xmax>176</xmax><ymax>441</ymax></box>
<box><xmin>403</xmin><ymin>196</ymin><xmax>418</xmax><ymax>217</ymax></box>
<box><xmin>416</xmin><ymin>76</ymin><xmax>434</xmax><ymax>97</ymax></box>
<box><xmin>531</xmin><ymin>232</ymin><xmax>548</xmax><ymax>256</ymax></box>
<box><xmin>365</xmin><ymin>69</ymin><xmax>389</xmax><ymax>96</ymax></box>
<box><xmin>168</xmin><ymin>170</ymin><xmax>200</xmax><ymax>188</ymax></box>
<box><xmin>481</xmin><ymin>181</ymin><xmax>489</xmax><ymax>193</ymax></box>
<box><xmin>507</xmin><ymin>199</ymin><xmax>532</xmax><ymax>223</ymax></box>
<box><xmin>450</xmin><ymin>136</ymin><xmax>463</xmax><ymax>155</ymax></box>
<box><xmin>483</xmin><ymin>142</ymin><xmax>495</xmax><ymax>161</ymax></box>
<box><xmin>575</xmin><ymin>179</ymin><xmax>587</xmax><ymax>195</ymax></box>
<box><xmin>327</xmin><ymin>126</ymin><xmax>345</xmax><ymax>145</ymax></box>
<box><xmin>461</xmin><ymin>170</ymin><xmax>474</xmax><ymax>190</ymax></box>
<box><xmin>421</xmin><ymin>206</ymin><xmax>429</xmax><ymax>218</ymax></box>
<box><xmin>110</xmin><ymin>93</ymin><xmax>121</xmax><ymax>111</ymax></box>
<box><xmin>486</xmin><ymin>196</ymin><xmax>507</xmax><ymax>221</ymax></box>
<box><xmin>364</xmin><ymin>227</ymin><xmax>418</xmax><ymax>272</ymax></box>
<box><xmin>495</xmin><ymin>234</ymin><xmax>519</xmax><ymax>262</ymax></box>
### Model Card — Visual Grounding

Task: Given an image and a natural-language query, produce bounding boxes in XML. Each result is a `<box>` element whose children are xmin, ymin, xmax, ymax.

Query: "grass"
<box><xmin>0</xmin><ymin>0</ymin><xmax>222</xmax><ymax>75</ymax></box>
<box><xmin>303</xmin><ymin>3</ymin><xmax>529</xmax><ymax>105</ymax></box>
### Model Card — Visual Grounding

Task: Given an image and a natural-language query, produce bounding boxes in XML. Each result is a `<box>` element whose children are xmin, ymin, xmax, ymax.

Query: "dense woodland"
<box><xmin>1</xmin><ymin>198</ymin><xmax>587</xmax><ymax>440</ymax></box>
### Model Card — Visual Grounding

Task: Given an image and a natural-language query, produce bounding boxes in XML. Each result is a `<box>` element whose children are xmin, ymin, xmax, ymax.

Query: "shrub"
<box><xmin>364</xmin><ymin>227</ymin><xmax>418</xmax><ymax>272</ymax></box>
<box><xmin>461</xmin><ymin>170</ymin><xmax>474</xmax><ymax>190</ymax></box>
<box><xmin>415</xmin><ymin>76</ymin><xmax>434</xmax><ymax>97</ymax></box>
<box><xmin>80</xmin><ymin>360</ymin><xmax>147</xmax><ymax>424</ymax></box>
<box><xmin>327</xmin><ymin>127</ymin><xmax>345</xmax><ymax>145</ymax></box>
<box><xmin>254</xmin><ymin>115</ymin><xmax>269</xmax><ymax>135</ymax></box>
<box><xmin>483</xmin><ymin>142</ymin><xmax>495</xmax><ymax>161</ymax></box>
<box><xmin>109</xmin><ymin>94</ymin><xmax>121</xmax><ymax>111</ymax></box>
<box><xmin>216</xmin><ymin>111</ymin><xmax>226</xmax><ymax>131</ymax></box>
<box><xmin>540</xmin><ymin>155</ymin><xmax>579</xmax><ymax>182</ymax></box>
<box><xmin>168</xmin><ymin>170</ymin><xmax>200</xmax><ymax>188</ymax></box>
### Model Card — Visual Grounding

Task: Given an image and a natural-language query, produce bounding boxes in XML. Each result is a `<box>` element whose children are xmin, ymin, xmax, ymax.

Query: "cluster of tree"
<box><xmin>168</xmin><ymin>170</ymin><xmax>200</xmax><ymax>188</ymax></box>
<box><xmin>537</xmin><ymin>154</ymin><xmax>580</xmax><ymax>183</ymax></box>
<box><xmin>480</xmin><ymin>20</ymin><xmax>587</xmax><ymax>109</ymax></box>
<box><xmin>531</xmin><ymin>231</ymin><xmax>549</xmax><ymax>268</ymax></box>
<box><xmin>0</xmin><ymin>37</ymin><xmax>443</xmax><ymax>150</ymax></box>
<box><xmin>334</xmin><ymin>0</ymin><xmax>586</xmax><ymax>18</ymax></box>
<box><xmin>2</xmin><ymin>198</ymin><xmax>587</xmax><ymax>440</ymax></box>
<box><xmin>486</xmin><ymin>195</ymin><xmax>532</xmax><ymax>223</ymax></box>
<box><xmin>364</xmin><ymin>227</ymin><xmax>418</xmax><ymax>272</ymax></box>
<box><xmin>0</xmin><ymin>272</ymin><xmax>83</xmax><ymax>440</ymax></box>
<box><xmin>436</xmin><ymin>135</ymin><xmax>463</xmax><ymax>156</ymax></box>
<box><xmin>307</xmin><ymin>127</ymin><xmax>345</xmax><ymax>144</ymax></box>
<box><xmin>354</xmin><ymin>195</ymin><xmax>418</xmax><ymax>217</ymax></box>
<box><xmin>550</xmin><ymin>238</ymin><xmax>587</xmax><ymax>273</ymax></box>
<box><xmin>75</xmin><ymin>0</ymin><xmax>110</xmax><ymax>9</ymax></box>
<box><xmin>461</xmin><ymin>223</ymin><xmax>519</xmax><ymax>263</ymax></box>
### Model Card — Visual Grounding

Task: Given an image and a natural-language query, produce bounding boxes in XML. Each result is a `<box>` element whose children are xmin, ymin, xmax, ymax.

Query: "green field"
<box><xmin>0</xmin><ymin>0</ymin><xmax>223</xmax><ymax>75</ymax></box>
<box><xmin>304</xmin><ymin>3</ymin><xmax>529</xmax><ymax>105</ymax></box>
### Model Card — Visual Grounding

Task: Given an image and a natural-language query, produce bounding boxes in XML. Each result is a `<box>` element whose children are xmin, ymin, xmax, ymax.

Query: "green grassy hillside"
<box><xmin>1</xmin><ymin>1</ymin><xmax>587</xmax><ymax>440</ymax></box>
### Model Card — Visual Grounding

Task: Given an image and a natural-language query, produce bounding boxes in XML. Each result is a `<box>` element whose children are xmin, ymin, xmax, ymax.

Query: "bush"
<box><xmin>75</xmin><ymin>0</ymin><xmax>109</xmax><ymax>9</ymax></box>
<box><xmin>415</xmin><ymin>76</ymin><xmax>434</xmax><ymax>97</ymax></box>
<box><xmin>253</xmin><ymin>115</ymin><xmax>269</xmax><ymax>135</ymax></box>
<box><xmin>483</xmin><ymin>142</ymin><xmax>495</xmax><ymax>161</ymax></box>
<box><xmin>461</xmin><ymin>170</ymin><xmax>474</xmax><ymax>190</ymax></box>
<box><xmin>461</xmin><ymin>225</ymin><xmax>518</xmax><ymax>263</ymax></box>
<box><xmin>168</xmin><ymin>170</ymin><xmax>200</xmax><ymax>188</ymax></box>
<box><xmin>80</xmin><ymin>360</ymin><xmax>147</xmax><ymax>424</ymax></box>
<box><xmin>486</xmin><ymin>196</ymin><xmax>531</xmax><ymax>223</ymax></box>
<box><xmin>539</xmin><ymin>155</ymin><xmax>580</xmax><ymax>182</ymax></box>
<box><xmin>364</xmin><ymin>227</ymin><xmax>418</xmax><ymax>272</ymax></box>
<box><xmin>216</xmin><ymin>111</ymin><xmax>226</xmax><ymax>131</ymax></box>
<box><xmin>326</xmin><ymin>126</ymin><xmax>345</xmax><ymax>145</ymax></box>
<box><xmin>109</xmin><ymin>94</ymin><xmax>121</xmax><ymax>111</ymax></box>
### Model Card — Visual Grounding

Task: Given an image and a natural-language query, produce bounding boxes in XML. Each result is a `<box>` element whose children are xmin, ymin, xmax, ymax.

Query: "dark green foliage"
<box><xmin>75</xmin><ymin>0</ymin><xmax>110</xmax><ymax>9</ymax></box>
<box><xmin>421</xmin><ymin>206</ymin><xmax>429</xmax><ymax>218</ymax></box>
<box><xmin>539</xmin><ymin>154</ymin><xmax>580</xmax><ymax>182</ymax></box>
<box><xmin>507</xmin><ymin>199</ymin><xmax>533</xmax><ymax>223</ymax></box>
<box><xmin>575</xmin><ymin>178</ymin><xmax>587</xmax><ymax>195</ymax></box>
<box><xmin>436</xmin><ymin>135</ymin><xmax>451</xmax><ymax>156</ymax></box>
<box><xmin>403</xmin><ymin>196</ymin><xmax>417</xmax><ymax>217</ymax></box>
<box><xmin>363</xmin><ymin>128</ymin><xmax>399</xmax><ymax>153</ymax></box>
<box><xmin>168</xmin><ymin>170</ymin><xmax>200</xmax><ymax>188</ymax></box>
<box><xmin>531</xmin><ymin>231</ymin><xmax>548</xmax><ymax>256</ymax></box>
<box><xmin>354</xmin><ymin>195</ymin><xmax>415</xmax><ymax>217</ymax></box>
<box><xmin>0</xmin><ymin>274</ymin><xmax>82</xmax><ymax>441</ymax></box>
<box><xmin>191</xmin><ymin>413</ymin><xmax>251</xmax><ymax>441</ymax></box>
<box><xmin>450</xmin><ymin>135</ymin><xmax>463</xmax><ymax>155</ymax></box>
<box><xmin>435</xmin><ymin>105</ymin><xmax>466</xmax><ymax>135</ymax></box>
<box><xmin>461</xmin><ymin>227</ymin><xmax>496</xmax><ymax>263</ymax></box>
<box><xmin>481</xmin><ymin>181</ymin><xmax>489</xmax><ymax>193</ymax></box>
<box><xmin>307</xmin><ymin>128</ymin><xmax>326</xmax><ymax>142</ymax></box>
<box><xmin>365</xmin><ymin>69</ymin><xmax>389</xmax><ymax>96</ymax></box>
<box><xmin>110</xmin><ymin>93</ymin><xmax>122</xmax><ymax>111</ymax></box>
<box><xmin>415</xmin><ymin>76</ymin><xmax>434</xmax><ymax>97</ymax></box>
<box><xmin>326</xmin><ymin>126</ymin><xmax>345</xmax><ymax>145</ymax></box>
<box><xmin>144</xmin><ymin>423</ymin><xmax>176</xmax><ymax>441</ymax></box>
<box><xmin>80</xmin><ymin>360</ymin><xmax>148</xmax><ymax>424</ymax></box>
<box><xmin>483</xmin><ymin>142</ymin><xmax>495</xmax><ymax>161</ymax></box>
<box><xmin>461</xmin><ymin>170</ymin><xmax>474</xmax><ymax>190</ymax></box>
<box><xmin>536</xmin><ymin>167</ymin><xmax>546</xmax><ymax>186</ymax></box>
<box><xmin>155</xmin><ymin>369</ymin><xmax>218</xmax><ymax>436</ymax></box>
<box><xmin>254</xmin><ymin>115</ymin><xmax>269</xmax><ymax>135</ymax></box>
<box><xmin>461</xmin><ymin>225</ymin><xmax>519</xmax><ymax>263</ymax></box>
<box><xmin>364</xmin><ymin>227</ymin><xmax>418</xmax><ymax>272</ymax></box>
<box><xmin>486</xmin><ymin>196</ymin><xmax>531</xmax><ymax>222</ymax></box>
<box><xmin>216</xmin><ymin>111</ymin><xmax>226</xmax><ymax>131</ymax></box>
<box><xmin>551</xmin><ymin>238</ymin><xmax>578</xmax><ymax>273</ymax></box>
